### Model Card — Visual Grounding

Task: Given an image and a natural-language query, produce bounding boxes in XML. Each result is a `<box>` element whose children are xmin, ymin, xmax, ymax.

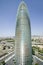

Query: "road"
<box><xmin>5</xmin><ymin>55</ymin><xmax>43</xmax><ymax>65</ymax></box>
<box><xmin>0</xmin><ymin>53</ymin><xmax>43</xmax><ymax>65</ymax></box>
<box><xmin>0</xmin><ymin>51</ymin><xmax>15</xmax><ymax>62</ymax></box>
<box><xmin>5</xmin><ymin>55</ymin><xmax>15</xmax><ymax>65</ymax></box>
<box><xmin>33</xmin><ymin>55</ymin><xmax>43</xmax><ymax>65</ymax></box>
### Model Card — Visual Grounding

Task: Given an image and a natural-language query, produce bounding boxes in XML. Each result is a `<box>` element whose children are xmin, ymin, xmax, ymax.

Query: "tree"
<box><xmin>32</xmin><ymin>48</ymin><xmax>35</xmax><ymax>55</ymax></box>
<box><xmin>1</xmin><ymin>61</ymin><xmax>6</xmax><ymax>65</ymax></box>
<box><xmin>35</xmin><ymin>63</ymin><xmax>38</xmax><ymax>65</ymax></box>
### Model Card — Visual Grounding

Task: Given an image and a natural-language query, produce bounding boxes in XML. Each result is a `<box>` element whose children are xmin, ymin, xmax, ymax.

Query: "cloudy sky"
<box><xmin>0</xmin><ymin>0</ymin><xmax>43</xmax><ymax>37</ymax></box>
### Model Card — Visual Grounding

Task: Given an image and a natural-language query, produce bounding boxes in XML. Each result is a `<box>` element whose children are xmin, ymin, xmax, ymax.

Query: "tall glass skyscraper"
<box><xmin>15</xmin><ymin>1</ymin><xmax>32</xmax><ymax>65</ymax></box>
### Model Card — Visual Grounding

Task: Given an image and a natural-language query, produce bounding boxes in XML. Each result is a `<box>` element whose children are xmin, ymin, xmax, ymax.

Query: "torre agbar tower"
<box><xmin>15</xmin><ymin>1</ymin><xmax>32</xmax><ymax>65</ymax></box>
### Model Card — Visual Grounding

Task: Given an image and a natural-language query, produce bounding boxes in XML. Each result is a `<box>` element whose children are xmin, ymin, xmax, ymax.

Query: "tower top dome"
<box><xmin>18</xmin><ymin>1</ymin><xmax>27</xmax><ymax>11</ymax></box>
<box><xmin>20</xmin><ymin>1</ymin><xmax>26</xmax><ymax>9</ymax></box>
<box><xmin>17</xmin><ymin>1</ymin><xmax>29</xmax><ymax>18</ymax></box>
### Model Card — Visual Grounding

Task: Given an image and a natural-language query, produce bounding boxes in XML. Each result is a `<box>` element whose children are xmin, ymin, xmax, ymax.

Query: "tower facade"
<box><xmin>15</xmin><ymin>1</ymin><xmax>32</xmax><ymax>65</ymax></box>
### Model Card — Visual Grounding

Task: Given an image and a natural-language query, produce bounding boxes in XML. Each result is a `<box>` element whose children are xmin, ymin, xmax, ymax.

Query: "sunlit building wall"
<box><xmin>15</xmin><ymin>1</ymin><xmax>32</xmax><ymax>65</ymax></box>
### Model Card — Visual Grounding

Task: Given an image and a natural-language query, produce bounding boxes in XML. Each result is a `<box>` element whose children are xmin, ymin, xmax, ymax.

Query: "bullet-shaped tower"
<box><xmin>15</xmin><ymin>1</ymin><xmax>32</xmax><ymax>65</ymax></box>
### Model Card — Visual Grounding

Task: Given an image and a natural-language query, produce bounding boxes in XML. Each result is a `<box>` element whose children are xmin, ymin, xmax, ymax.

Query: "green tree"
<box><xmin>35</xmin><ymin>63</ymin><xmax>38</xmax><ymax>65</ymax></box>
<box><xmin>1</xmin><ymin>61</ymin><xmax>6</xmax><ymax>65</ymax></box>
<box><xmin>32</xmin><ymin>48</ymin><xmax>35</xmax><ymax>55</ymax></box>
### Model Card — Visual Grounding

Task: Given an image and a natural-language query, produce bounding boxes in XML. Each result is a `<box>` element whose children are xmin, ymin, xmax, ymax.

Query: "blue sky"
<box><xmin>0</xmin><ymin>0</ymin><xmax>43</xmax><ymax>37</ymax></box>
